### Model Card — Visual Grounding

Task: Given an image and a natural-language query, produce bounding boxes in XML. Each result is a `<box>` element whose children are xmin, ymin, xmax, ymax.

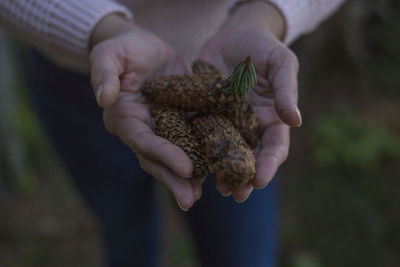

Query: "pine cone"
<box><xmin>143</xmin><ymin>74</ymin><xmax>225</xmax><ymax>112</ymax></box>
<box><xmin>152</xmin><ymin>106</ymin><xmax>208</xmax><ymax>181</ymax></box>
<box><xmin>191</xmin><ymin>59</ymin><xmax>221</xmax><ymax>75</ymax></box>
<box><xmin>219</xmin><ymin>101</ymin><xmax>259</xmax><ymax>148</ymax></box>
<box><xmin>191</xmin><ymin>114</ymin><xmax>255</xmax><ymax>189</ymax></box>
<box><xmin>191</xmin><ymin>60</ymin><xmax>260</xmax><ymax>148</ymax></box>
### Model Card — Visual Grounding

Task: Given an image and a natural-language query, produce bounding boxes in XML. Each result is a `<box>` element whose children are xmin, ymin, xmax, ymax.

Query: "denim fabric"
<box><xmin>27</xmin><ymin>51</ymin><xmax>279</xmax><ymax>267</ymax></box>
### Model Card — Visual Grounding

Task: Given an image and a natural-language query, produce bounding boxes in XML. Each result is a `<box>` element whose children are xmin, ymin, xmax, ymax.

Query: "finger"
<box><xmin>138</xmin><ymin>156</ymin><xmax>196</xmax><ymax>211</ymax></box>
<box><xmin>215</xmin><ymin>180</ymin><xmax>232</xmax><ymax>197</ymax></box>
<box><xmin>191</xmin><ymin>179</ymin><xmax>203</xmax><ymax>201</ymax></box>
<box><xmin>253</xmin><ymin>123</ymin><xmax>289</xmax><ymax>189</ymax></box>
<box><xmin>104</xmin><ymin>111</ymin><xmax>193</xmax><ymax>177</ymax></box>
<box><xmin>268</xmin><ymin>46</ymin><xmax>302</xmax><ymax>127</ymax></box>
<box><xmin>165</xmin><ymin>56</ymin><xmax>191</xmax><ymax>76</ymax></box>
<box><xmin>90</xmin><ymin>45</ymin><xmax>123</xmax><ymax>107</ymax></box>
<box><xmin>232</xmin><ymin>184</ymin><xmax>254</xmax><ymax>203</ymax></box>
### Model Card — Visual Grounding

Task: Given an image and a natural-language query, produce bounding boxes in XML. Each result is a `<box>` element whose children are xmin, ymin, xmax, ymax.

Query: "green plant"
<box><xmin>311</xmin><ymin>108</ymin><xmax>400</xmax><ymax>173</ymax></box>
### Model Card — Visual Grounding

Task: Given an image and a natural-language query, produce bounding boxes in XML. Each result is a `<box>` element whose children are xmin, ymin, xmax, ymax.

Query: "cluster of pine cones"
<box><xmin>142</xmin><ymin>60</ymin><xmax>259</xmax><ymax>189</ymax></box>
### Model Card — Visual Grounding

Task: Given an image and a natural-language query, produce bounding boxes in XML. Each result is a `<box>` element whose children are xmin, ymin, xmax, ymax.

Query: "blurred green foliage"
<box><xmin>281</xmin><ymin>2</ymin><xmax>400</xmax><ymax>267</ymax></box>
<box><xmin>13</xmin><ymin>100</ymin><xmax>41</xmax><ymax>194</ymax></box>
<box><xmin>365</xmin><ymin>3</ymin><xmax>400</xmax><ymax>96</ymax></box>
<box><xmin>312</xmin><ymin>108</ymin><xmax>400</xmax><ymax>173</ymax></box>
<box><xmin>291</xmin><ymin>253</ymin><xmax>322</xmax><ymax>267</ymax></box>
<box><xmin>11</xmin><ymin>81</ymin><xmax>51</xmax><ymax>195</ymax></box>
<box><xmin>169</xmin><ymin>233</ymin><xmax>198</xmax><ymax>267</ymax></box>
<box><xmin>282</xmin><ymin>108</ymin><xmax>400</xmax><ymax>267</ymax></box>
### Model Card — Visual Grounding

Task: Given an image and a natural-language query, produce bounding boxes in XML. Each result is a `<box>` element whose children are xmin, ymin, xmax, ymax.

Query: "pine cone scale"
<box><xmin>152</xmin><ymin>106</ymin><xmax>208</xmax><ymax>181</ymax></box>
<box><xmin>191</xmin><ymin>114</ymin><xmax>255</xmax><ymax>189</ymax></box>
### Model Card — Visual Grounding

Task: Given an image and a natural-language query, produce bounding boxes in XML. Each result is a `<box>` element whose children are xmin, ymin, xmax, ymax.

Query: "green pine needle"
<box><xmin>223</xmin><ymin>56</ymin><xmax>257</xmax><ymax>98</ymax></box>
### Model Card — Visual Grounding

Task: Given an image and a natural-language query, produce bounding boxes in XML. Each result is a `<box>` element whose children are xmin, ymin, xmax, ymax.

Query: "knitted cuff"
<box><xmin>227</xmin><ymin>0</ymin><xmax>346</xmax><ymax>45</ymax></box>
<box><xmin>44</xmin><ymin>0</ymin><xmax>133</xmax><ymax>55</ymax></box>
<box><xmin>267</xmin><ymin>0</ymin><xmax>311</xmax><ymax>45</ymax></box>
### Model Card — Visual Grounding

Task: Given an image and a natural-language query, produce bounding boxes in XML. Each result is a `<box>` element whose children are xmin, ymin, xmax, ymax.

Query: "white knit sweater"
<box><xmin>0</xmin><ymin>0</ymin><xmax>345</xmax><ymax>71</ymax></box>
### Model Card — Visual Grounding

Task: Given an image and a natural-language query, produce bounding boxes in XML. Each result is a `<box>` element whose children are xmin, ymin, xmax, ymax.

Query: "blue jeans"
<box><xmin>28</xmin><ymin>52</ymin><xmax>279</xmax><ymax>267</ymax></box>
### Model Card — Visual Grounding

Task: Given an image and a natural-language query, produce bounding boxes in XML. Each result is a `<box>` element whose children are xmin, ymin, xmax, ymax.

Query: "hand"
<box><xmin>89</xmin><ymin>14</ymin><xmax>202</xmax><ymax>211</ymax></box>
<box><xmin>198</xmin><ymin>2</ymin><xmax>302</xmax><ymax>202</ymax></box>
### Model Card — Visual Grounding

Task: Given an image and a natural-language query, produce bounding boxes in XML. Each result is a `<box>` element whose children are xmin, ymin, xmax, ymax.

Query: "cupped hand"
<box><xmin>89</xmin><ymin>15</ymin><xmax>202</xmax><ymax>211</ymax></box>
<box><xmin>198</xmin><ymin>2</ymin><xmax>302</xmax><ymax>202</ymax></box>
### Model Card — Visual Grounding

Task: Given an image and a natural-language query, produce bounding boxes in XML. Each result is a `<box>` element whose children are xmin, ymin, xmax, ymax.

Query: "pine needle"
<box><xmin>223</xmin><ymin>56</ymin><xmax>257</xmax><ymax>99</ymax></box>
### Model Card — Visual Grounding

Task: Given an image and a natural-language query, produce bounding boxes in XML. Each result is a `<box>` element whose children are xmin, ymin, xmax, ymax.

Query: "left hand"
<box><xmin>198</xmin><ymin>1</ymin><xmax>302</xmax><ymax>202</ymax></box>
<box><xmin>89</xmin><ymin>15</ymin><xmax>201</xmax><ymax>211</ymax></box>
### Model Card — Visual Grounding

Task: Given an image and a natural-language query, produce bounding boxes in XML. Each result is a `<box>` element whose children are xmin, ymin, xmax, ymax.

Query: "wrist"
<box><xmin>228</xmin><ymin>1</ymin><xmax>286</xmax><ymax>40</ymax></box>
<box><xmin>90</xmin><ymin>13</ymin><xmax>137</xmax><ymax>50</ymax></box>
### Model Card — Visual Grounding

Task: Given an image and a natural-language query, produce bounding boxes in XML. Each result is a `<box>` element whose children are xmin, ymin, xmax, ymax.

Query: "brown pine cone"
<box><xmin>191</xmin><ymin>59</ymin><xmax>221</xmax><ymax>75</ymax></box>
<box><xmin>152</xmin><ymin>106</ymin><xmax>208</xmax><ymax>181</ymax></box>
<box><xmin>191</xmin><ymin>60</ymin><xmax>260</xmax><ymax>148</ymax></box>
<box><xmin>191</xmin><ymin>114</ymin><xmax>255</xmax><ymax>189</ymax></box>
<box><xmin>218</xmin><ymin>101</ymin><xmax>260</xmax><ymax>148</ymax></box>
<box><xmin>143</xmin><ymin>74</ymin><xmax>225</xmax><ymax>112</ymax></box>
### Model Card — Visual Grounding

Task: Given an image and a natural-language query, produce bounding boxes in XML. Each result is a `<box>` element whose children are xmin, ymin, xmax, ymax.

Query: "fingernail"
<box><xmin>254</xmin><ymin>185</ymin><xmax>266</xmax><ymax>189</ymax></box>
<box><xmin>234</xmin><ymin>196</ymin><xmax>249</xmax><ymax>203</ymax></box>
<box><xmin>221</xmin><ymin>191</ymin><xmax>232</xmax><ymax>197</ymax></box>
<box><xmin>176</xmin><ymin>199</ymin><xmax>189</xmax><ymax>212</ymax></box>
<box><xmin>295</xmin><ymin>106</ymin><xmax>302</xmax><ymax>127</ymax></box>
<box><xmin>95</xmin><ymin>84</ymin><xmax>103</xmax><ymax>105</ymax></box>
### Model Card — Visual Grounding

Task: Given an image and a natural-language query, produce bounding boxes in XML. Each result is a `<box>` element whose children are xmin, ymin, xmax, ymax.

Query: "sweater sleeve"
<box><xmin>0</xmin><ymin>0</ymin><xmax>133</xmax><ymax>70</ymax></box>
<box><xmin>228</xmin><ymin>0</ymin><xmax>346</xmax><ymax>45</ymax></box>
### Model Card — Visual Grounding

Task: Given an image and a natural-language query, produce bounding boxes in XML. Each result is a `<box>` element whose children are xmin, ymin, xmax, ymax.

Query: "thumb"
<box><xmin>90</xmin><ymin>46</ymin><xmax>123</xmax><ymax>107</ymax></box>
<box><xmin>268</xmin><ymin>48</ymin><xmax>302</xmax><ymax>127</ymax></box>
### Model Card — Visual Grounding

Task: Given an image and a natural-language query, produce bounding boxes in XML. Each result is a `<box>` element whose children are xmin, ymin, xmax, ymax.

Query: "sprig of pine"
<box><xmin>223</xmin><ymin>56</ymin><xmax>257</xmax><ymax>99</ymax></box>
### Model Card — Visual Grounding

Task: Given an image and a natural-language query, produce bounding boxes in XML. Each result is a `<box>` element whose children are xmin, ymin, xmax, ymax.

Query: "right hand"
<box><xmin>197</xmin><ymin>2</ymin><xmax>301</xmax><ymax>202</ymax></box>
<box><xmin>89</xmin><ymin>14</ymin><xmax>202</xmax><ymax>211</ymax></box>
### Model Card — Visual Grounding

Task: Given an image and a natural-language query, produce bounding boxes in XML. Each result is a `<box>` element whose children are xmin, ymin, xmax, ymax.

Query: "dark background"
<box><xmin>0</xmin><ymin>0</ymin><xmax>399</xmax><ymax>266</ymax></box>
